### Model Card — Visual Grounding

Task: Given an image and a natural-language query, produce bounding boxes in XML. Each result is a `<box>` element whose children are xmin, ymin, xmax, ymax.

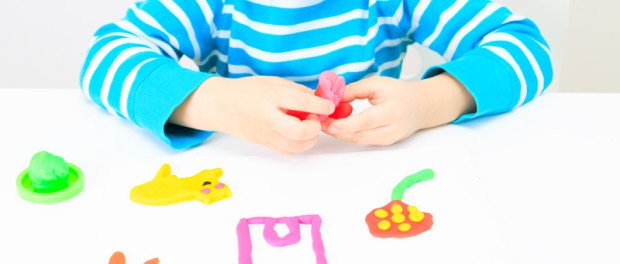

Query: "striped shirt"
<box><xmin>80</xmin><ymin>0</ymin><xmax>554</xmax><ymax>149</ymax></box>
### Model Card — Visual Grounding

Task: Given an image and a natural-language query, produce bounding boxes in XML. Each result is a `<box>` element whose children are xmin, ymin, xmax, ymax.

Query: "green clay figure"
<box><xmin>16</xmin><ymin>151</ymin><xmax>84</xmax><ymax>204</ymax></box>
<box><xmin>29</xmin><ymin>152</ymin><xmax>70</xmax><ymax>192</ymax></box>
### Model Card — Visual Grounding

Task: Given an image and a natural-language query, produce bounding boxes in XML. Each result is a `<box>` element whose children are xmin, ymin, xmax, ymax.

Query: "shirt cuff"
<box><xmin>422</xmin><ymin>49</ymin><xmax>516</xmax><ymax>123</ymax></box>
<box><xmin>131</xmin><ymin>61</ymin><xmax>216</xmax><ymax>149</ymax></box>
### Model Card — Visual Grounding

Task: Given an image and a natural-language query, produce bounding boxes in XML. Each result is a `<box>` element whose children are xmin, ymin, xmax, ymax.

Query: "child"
<box><xmin>81</xmin><ymin>0</ymin><xmax>553</xmax><ymax>154</ymax></box>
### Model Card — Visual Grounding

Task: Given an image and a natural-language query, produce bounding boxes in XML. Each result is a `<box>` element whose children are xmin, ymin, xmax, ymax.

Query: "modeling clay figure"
<box><xmin>237</xmin><ymin>215</ymin><xmax>327</xmax><ymax>264</ymax></box>
<box><xmin>109</xmin><ymin>251</ymin><xmax>159</xmax><ymax>264</ymax></box>
<box><xmin>28</xmin><ymin>151</ymin><xmax>70</xmax><ymax>191</ymax></box>
<box><xmin>16</xmin><ymin>151</ymin><xmax>85</xmax><ymax>204</ymax></box>
<box><xmin>130</xmin><ymin>164</ymin><xmax>231</xmax><ymax>206</ymax></box>
<box><xmin>288</xmin><ymin>71</ymin><xmax>353</xmax><ymax>121</ymax></box>
<box><xmin>366</xmin><ymin>169</ymin><xmax>434</xmax><ymax>238</ymax></box>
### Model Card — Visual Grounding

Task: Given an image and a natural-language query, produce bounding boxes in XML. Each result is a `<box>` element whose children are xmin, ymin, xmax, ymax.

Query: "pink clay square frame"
<box><xmin>236</xmin><ymin>215</ymin><xmax>327</xmax><ymax>264</ymax></box>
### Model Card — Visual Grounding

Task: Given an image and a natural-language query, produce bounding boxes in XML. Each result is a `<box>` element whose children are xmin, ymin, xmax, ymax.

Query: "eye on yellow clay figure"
<box><xmin>130</xmin><ymin>164</ymin><xmax>231</xmax><ymax>206</ymax></box>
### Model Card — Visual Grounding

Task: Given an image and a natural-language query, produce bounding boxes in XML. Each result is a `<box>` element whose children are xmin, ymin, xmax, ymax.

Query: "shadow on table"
<box><xmin>200</xmin><ymin>132</ymin><xmax>416</xmax><ymax>156</ymax></box>
<box><xmin>185</xmin><ymin>113</ymin><xmax>503</xmax><ymax>157</ymax></box>
<box><xmin>454</xmin><ymin>113</ymin><xmax>503</xmax><ymax>130</ymax></box>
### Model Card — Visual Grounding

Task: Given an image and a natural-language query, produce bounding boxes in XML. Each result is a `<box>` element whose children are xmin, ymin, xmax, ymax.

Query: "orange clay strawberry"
<box><xmin>365</xmin><ymin>169</ymin><xmax>434</xmax><ymax>238</ymax></box>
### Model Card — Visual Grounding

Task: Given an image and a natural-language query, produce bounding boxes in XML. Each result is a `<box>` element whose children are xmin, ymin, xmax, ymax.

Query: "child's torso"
<box><xmin>200</xmin><ymin>0</ymin><xmax>411</xmax><ymax>87</ymax></box>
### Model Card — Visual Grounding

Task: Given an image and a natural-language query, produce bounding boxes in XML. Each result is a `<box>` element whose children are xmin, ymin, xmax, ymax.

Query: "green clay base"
<box><xmin>16</xmin><ymin>163</ymin><xmax>84</xmax><ymax>204</ymax></box>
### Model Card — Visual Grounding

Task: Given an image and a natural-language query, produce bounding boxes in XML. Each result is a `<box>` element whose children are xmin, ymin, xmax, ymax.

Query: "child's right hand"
<box><xmin>171</xmin><ymin>76</ymin><xmax>335</xmax><ymax>155</ymax></box>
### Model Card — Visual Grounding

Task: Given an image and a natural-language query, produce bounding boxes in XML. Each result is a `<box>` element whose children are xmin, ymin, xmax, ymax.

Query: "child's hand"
<box><xmin>171</xmin><ymin>76</ymin><xmax>335</xmax><ymax>155</ymax></box>
<box><xmin>324</xmin><ymin>74</ymin><xmax>475</xmax><ymax>146</ymax></box>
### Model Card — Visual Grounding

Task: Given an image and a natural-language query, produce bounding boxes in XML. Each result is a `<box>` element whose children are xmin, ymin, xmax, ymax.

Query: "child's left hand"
<box><xmin>323</xmin><ymin>74</ymin><xmax>475</xmax><ymax>146</ymax></box>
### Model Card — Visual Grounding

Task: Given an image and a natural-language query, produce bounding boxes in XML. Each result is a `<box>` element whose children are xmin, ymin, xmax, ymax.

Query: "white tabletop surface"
<box><xmin>1</xmin><ymin>89</ymin><xmax>619</xmax><ymax>264</ymax></box>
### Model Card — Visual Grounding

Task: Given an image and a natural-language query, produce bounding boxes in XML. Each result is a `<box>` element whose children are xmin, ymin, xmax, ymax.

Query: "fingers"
<box><xmin>266</xmin><ymin>76</ymin><xmax>315</xmax><ymax>94</ymax></box>
<box><xmin>271</xmin><ymin>111</ymin><xmax>322</xmax><ymax>141</ymax></box>
<box><xmin>324</xmin><ymin>101</ymin><xmax>405</xmax><ymax>146</ymax></box>
<box><xmin>267</xmin><ymin>132</ymin><xmax>320</xmax><ymax>155</ymax></box>
<box><xmin>341</xmin><ymin>77</ymin><xmax>380</xmax><ymax>103</ymax></box>
<box><xmin>260</xmin><ymin>112</ymin><xmax>321</xmax><ymax>154</ymax></box>
<box><xmin>326</xmin><ymin>105</ymin><xmax>389</xmax><ymax>134</ymax></box>
<box><xmin>275</xmin><ymin>88</ymin><xmax>335</xmax><ymax>115</ymax></box>
<box><xmin>325</xmin><ymin>124</ymin><xmax>401</xmax><ymax>146</ymax></box>
<box><xmin>262</xmin><ymin>76</ymin><xmax>335</xmax><ymax>116</ymax></box>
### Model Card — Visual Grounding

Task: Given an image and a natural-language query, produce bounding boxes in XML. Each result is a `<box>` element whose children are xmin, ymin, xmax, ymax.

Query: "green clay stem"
<box><xmin>391</xmin><ymin>169</ymin><xmax>434</xmax><ymax>201</ymax></box>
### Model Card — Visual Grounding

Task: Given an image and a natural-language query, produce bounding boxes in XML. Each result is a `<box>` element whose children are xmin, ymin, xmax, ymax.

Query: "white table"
<box><xmin>1</xmin><ymin>89</ymin><xmax>619</xmax><ymax>264</ymax></box>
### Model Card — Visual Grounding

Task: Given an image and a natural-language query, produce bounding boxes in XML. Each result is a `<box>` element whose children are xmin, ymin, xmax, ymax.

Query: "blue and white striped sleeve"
<box><xmin>400</xmin><ymin>0</ymin><xmax>554</xmax><ymax>122</ymax></box>
<box><xmin>80</xmin><ymin>0</ymin><xmax>220</xmax><ymax>149</ymax></box>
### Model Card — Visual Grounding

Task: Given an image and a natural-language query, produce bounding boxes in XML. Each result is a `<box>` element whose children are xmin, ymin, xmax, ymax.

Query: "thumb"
<box><xmin>341</xmin><ymin>77</ymin><xmax>379</xmax><ymax>103</ymax></box>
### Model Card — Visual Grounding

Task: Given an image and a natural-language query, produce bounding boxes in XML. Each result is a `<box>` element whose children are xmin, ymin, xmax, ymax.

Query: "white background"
<box><xmin>1</xmin><ymin>0</ymin><xmax>617</xmax><ymax>92</ymax></box>
<box><xmin>1</xmin><ymin>90</ymin><xmax>619</xmax><ymax>263</ymax></box>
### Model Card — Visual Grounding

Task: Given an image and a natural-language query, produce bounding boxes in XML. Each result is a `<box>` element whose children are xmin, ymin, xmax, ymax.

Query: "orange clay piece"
<box><xmin>365</xmin><ymin>169</ymin><xmax>434</xmax><ymax>238</ymax></box>
<box><xmin>109</xmin><ymin>251</ymin><xmax>159</xmax><ymax>264</ymax></box>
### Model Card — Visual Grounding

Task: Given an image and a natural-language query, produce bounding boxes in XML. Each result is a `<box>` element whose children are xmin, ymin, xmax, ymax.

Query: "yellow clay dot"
<box><xmin>409</xmin><ymin>211</ymin><xmax>425</xmax><ymax>222</ymax></box>
<box><xmin>374</xmin><ymin>209</ymin><xmax>389</xmax><ymax>219</ymax></box>
<box><xmin>377</xmin><ymin>220</ymin><xmax>391</xmax><ymax>231</ymax></box>
<box><xmin>391</xmin><ymin>214</ymin><xmax>406</xmax><ymax>224</ymax></box>
<box><xmin>390</xmin><ymin>204</ymin><xmax>404</xmax><ymax>214</ymax></box>
<box><xmin>407</xmin><ymin>205</ymin><xmax>419</xmax><ymax>213</ymax></box>
<box><xmin>398</xmin><ymin>223</ymin><xmax>412</xmax><ymax>232</ymax></box>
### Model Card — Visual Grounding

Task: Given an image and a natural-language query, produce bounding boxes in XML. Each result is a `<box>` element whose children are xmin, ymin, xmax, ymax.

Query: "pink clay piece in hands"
<box><xmin>288</xmin><ymin>71</ymin><xmax>353</xmax><ymax>121</ymax></box>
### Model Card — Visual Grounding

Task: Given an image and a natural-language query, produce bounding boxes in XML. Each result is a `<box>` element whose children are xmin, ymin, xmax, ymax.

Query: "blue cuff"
<box><xmin>131</xmin><ymin>62</ymin><xmax>216</xmax><ymax>149</ymax></box>
<box><xmin>422</xmin><ymin>49</ymin><xmax>515</xmax><ymax>123</ymax></box>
